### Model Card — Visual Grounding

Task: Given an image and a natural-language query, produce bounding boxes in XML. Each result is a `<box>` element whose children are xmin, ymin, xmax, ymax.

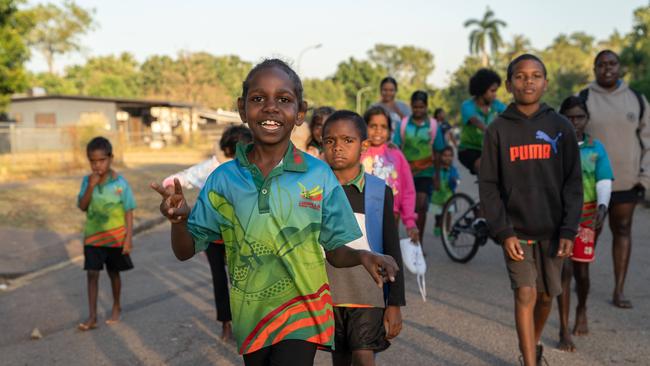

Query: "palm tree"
<box><xmin>505</xmin><ymin>34</ymin><xmax>532</xmax><ymax>61</ymax></box>
<box><xmin>464</xmin><ymin>8</ymin><xmax>507</xmax><ymax>67</ymax></box>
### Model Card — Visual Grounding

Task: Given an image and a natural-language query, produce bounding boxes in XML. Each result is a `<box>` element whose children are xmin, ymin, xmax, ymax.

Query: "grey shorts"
<box><xmin>503</xmin><ymin>240</ymin><xmax>564</xmax><ymax>297</ymax></box>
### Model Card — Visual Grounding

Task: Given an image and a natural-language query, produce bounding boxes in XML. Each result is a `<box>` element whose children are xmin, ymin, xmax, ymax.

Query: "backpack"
<box><xmin>364</xmin><ymin>173</ymin><xmax>385</xmax><ymax>255</ymax></box>
<box><xmin>399</xmin><ymin>116</ymin><xmax>438</xmax><ymax>147</ymax></box>
<box><xmin>579</xmin><ymin>87</ymin><xmax>645</xmax><ymax>122</ymax></box>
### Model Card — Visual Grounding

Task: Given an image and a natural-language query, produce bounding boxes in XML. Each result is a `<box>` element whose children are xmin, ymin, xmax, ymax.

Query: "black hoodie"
<box><xmin>479</xmin><ymin>103</ymin><xmax>583</xmax><ymax>244</ymax></box>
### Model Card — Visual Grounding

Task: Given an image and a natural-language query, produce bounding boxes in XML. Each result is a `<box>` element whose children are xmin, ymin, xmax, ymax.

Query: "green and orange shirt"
<box><xmin>459</xmin><ymin>98</ymin><xmax>506</xmax><ymax>151</ymax></box>
<box><xmin>187</xmin><ymin>142</ymin><xmax>362</xmax><ymax>354</ymax></box>
<box><xmin>77</xmin><ymin>175</ymin><xmax>136</xmax><ymax>247</ymax></box>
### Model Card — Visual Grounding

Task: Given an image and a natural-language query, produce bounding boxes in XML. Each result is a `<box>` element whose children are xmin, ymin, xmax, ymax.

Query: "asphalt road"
<box><xmin>1</xmin><ymin>177</ymin><xmax>649</xmax><ymax>366</ymax></box>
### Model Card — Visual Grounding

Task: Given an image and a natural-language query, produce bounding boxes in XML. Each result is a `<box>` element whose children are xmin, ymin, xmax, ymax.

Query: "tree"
<box><xmin>464</xmin><ymin>7</ymin><xmax>507</xmax><ymax>67</ymax></box>
<box><xmin>26</xmin><ymin>0</ymin><xmax>95</xmax><ymax>74</ymax></box>
<box><xmin>140</xmin><ymin>55</ymin><xmax>177</xmax><ymax>100</ymax></box>
<box><xmin>367</xmin><ymin>44</ymin><xmax>435</xmax><ymax>100</ymax></box>
<box><xmin>541</xmin><ymin>32</ymin><xmax>596</xmax><ymax>108</ymax></box>
<box><xmin>213</xmin><ymin>55</ymin><xmax>252</xmax><ymax>108</ymax></box>
<box><xmin>620</xmin><ymin>5</ymin><xmax>650</xmax><ymax>98</ymax></box>
<box><xmin>503</xmin><ymin>34</ymin><xmax>532</xmax><ymax>62</ymax></box>
<box><xmin>303</xmin><ymin>78</ymin><xmax>347</xmax><ymax>109</ymax></box>
<box><xmin>64</xmin><ymin>53</ymin><xmax>140</xmax><ymax>98</ymax></box>
<box><xmin>28</xmin><ymin>71</ymin><xmax>78</xmax><ymax>94</ymax></box>
<box><xmin>332</xmin><ymin>57</ymin><xmax>386</xmax><ymax>110</ymax></box>
<box><xmin>598</xmin><ymin>30</ymin><xmax>626</xmax><ymax>54</ymax></box>
<box><xmin>0</xmin><ymin>0</ymin><xmax>32</xmax><ymax>109</ymax></box>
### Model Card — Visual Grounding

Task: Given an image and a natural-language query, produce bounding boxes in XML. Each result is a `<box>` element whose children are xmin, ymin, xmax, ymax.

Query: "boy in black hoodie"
<box><xmin>479</xmin><ymin>54</ymin><xmax>582</xmax><ymax>366</ymax></box>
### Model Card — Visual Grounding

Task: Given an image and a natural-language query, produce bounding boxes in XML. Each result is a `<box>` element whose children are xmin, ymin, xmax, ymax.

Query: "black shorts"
<box><xmin>333</xmin><ymin>307</ymin><xmax>390</xmax><ymax>354</ymax></box>
<box><xmin>503</xmin><ymin>240</ymin><xmax>563</xmax><ymax>297</ymax></box>
<box><xmin>458</xmin><ymin>149</ymin><xmax>481</xmax><ymax>175</ymax></box>
<box><xmin>243</xmin><ymin>340</ymin><xmax>317</xmax><ymax>366</ymax></box>
<box><xmin>610</xmin><ymin>186</ymin><xmax>646</xmax><ymax>205</ymax></box>
<box><xmin>414</xmin><ymin>177</ymin><xmax>434</xmax><ymax>196</ymax></box>
<box><xmin>83</xmin><ymin>246</ymin><xmax>134</xmax><ymax>272</ymax></box>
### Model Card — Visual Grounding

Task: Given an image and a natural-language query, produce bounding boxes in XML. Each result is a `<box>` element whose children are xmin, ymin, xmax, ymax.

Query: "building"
<box><xmin>4</xmin><ymin>95</ymin><xmax>242</xmax><ymax>153</ymax></box>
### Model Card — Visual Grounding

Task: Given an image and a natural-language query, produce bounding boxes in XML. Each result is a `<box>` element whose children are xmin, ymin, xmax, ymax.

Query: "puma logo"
<box><xmin>535</xmin><ymin>131</ymin><xmax>562</xmax><ymax>154</ymax></box>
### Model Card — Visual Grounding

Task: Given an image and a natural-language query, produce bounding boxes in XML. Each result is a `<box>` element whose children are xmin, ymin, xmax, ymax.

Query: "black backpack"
<box><xmin>579</xmin><ymin>87</ymin><xmax>645</xmax><ymax>122</ymax></box>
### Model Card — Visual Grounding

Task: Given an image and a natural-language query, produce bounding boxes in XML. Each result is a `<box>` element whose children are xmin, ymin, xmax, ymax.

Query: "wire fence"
<box><xmin>0</xmin><ymin>123</ymin><xmax>227</xmax><ymax>181</ymax></box>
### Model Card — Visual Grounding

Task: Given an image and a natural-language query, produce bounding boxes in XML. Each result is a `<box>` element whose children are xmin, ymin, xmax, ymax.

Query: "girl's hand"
<box><xmin>407</xmin><ymin>227</ymin><xmax>419</xmax><ymax>244</ymax></box>
<box><xmin>503</xmin><ymin>236</ymin><xmax>524</xmax><ymax>261</ymax></box>
<box><xmin>383</xmin><ymin>306</ymin><xmax>402</xmax><ymax>340</ymax></box>
<box><xmin>151</xmin><ymin>178</ymin><xmax>190</xmax><ymax>224</ymax></box>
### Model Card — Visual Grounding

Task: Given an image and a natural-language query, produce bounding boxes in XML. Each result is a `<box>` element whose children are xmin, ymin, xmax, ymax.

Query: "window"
<box><xmin>35</xmin><ymin>113</ymin><xmax>56</xmax><ymax>127</ymax></box>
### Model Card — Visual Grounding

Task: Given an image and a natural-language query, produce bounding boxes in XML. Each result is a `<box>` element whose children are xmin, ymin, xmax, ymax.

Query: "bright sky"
<box><xmin>26</xmin><ymin>0</ymin><xmax>647</xmax><ymax>87</ymax></box>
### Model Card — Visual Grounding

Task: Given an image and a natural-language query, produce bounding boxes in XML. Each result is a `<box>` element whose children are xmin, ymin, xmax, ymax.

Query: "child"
<box><xmin>306</xmin><ymin>106</ymin><xmax>335</xmax><ymax>158</ymax></box>
<box><xmin>458</xmin><ymin>68</ymin><xmax>506</xmax><ymax>175</ymax></box>
<box><xmin>478</xmin><ymin>54</ymin><xmax>583</xmax><ymax>366</ymax></box>
<box><xmin>162</xmin><ymin>124</ymin><xmax>253</xmax><ymax>341</ymax></box>
<box><xmin>151</xmin><ymin>59</ymin><xmax>398</xmax><ymax>366</ymax></box>
<box><xmin>431</xmin><ymin>146</ymin><xmax>460</xmax><ymax>237</ymax></box>
<box><xmin>77</xmin><ymin>136</ymin><xmax>136</xmax><ymax>331</ymax></box>
<box><xmin>392</xmin><ymin>90</ymin><xmax>446</xmax><ymax>245</ymax></box>
<box><xmin>361</xmin><ymin>106</ymin><xmax>419</xmax><ymax>243</ymax></box>
<box><xmin>433</xmin><ymin>108</ymin><xmax>458</xmax><ymax>148</ymax></box>
<box><xmin>556</xmin><ymin>96</ymin><xmax>613</xmax><ymax>352</ymax></box>
<box><xmin>322</xmin><ymin>110</ymin><xmax>406</xmax><ymax>366</ymax></box>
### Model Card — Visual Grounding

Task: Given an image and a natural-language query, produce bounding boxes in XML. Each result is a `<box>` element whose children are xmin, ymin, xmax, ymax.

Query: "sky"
<box><xmin>26</xmin><ymin>0</ymin><xmax>648</xmax><ymax>87</ymax></box>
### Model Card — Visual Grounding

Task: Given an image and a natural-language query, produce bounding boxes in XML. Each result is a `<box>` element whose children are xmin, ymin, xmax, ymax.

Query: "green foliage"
<box><xmin>0</xmin><ymin>0</ymin><xmax>31</xmax><ymax>110</ymax></box>
<box><xmin>332</xmin><ymin>57</ymin><xmax>386</xmax><ymax>110</ymax></box>
<box><xmin>25</xmin><ymin>0</ymin><xmax>95</xmax><ymax>73</ymax></box>
<box><xmin>64</xmin><ymin>52</ymin><xmax>140</xmax><ymax>98</ymax></box>
<box><xmin>367</xmin><ymin>44</ymin><xmax>435</xmax><ymax>99</ymax></box>
<box><xmin>621</xmin><ymin>5</ymin><xmax>650</xmax><ymax>98</ymax></box>
<box><xmin>28</xmin><ymin>71</ymin><xmax>77</xmax><ymax>94</ymax></box>
<box><xmin>540</xmin><ymin>32</ymin><xmax>596</xmax><ymax>108</ymax></box>
<box><xmin>303</xmin><ymin>78</ymin><xmax>347</xmax><ymax>110</ymax></box>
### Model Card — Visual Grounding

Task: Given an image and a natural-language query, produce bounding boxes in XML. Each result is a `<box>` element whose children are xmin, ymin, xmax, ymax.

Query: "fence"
<box><xmin>0</xmin><ymin>123</ymin><xmax>226</xmax><ymax>181</ymax></box>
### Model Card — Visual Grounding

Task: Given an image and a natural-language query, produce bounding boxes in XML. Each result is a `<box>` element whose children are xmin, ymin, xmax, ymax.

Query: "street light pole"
<box><xmin>356</xmin><ymin>86</ymin><xmax>374</xmax><ymax>114</ymax></box>
<box><xmin>297</xmin><ymin>43</ymin><xmax>322</xmax><ymax>76</ymax></box>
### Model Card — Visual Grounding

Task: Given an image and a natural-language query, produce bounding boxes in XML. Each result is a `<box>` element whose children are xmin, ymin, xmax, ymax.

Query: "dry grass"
<box><xmin>0</xmin><ymin>156</ymin><xmax>208</xmax><ymax>234</ymax></box>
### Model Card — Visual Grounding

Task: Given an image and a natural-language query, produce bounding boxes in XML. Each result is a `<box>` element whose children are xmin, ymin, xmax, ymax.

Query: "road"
<box><xmin>1</xmin><ymin>177</ymin><xmax>649</xmax><ymax>365</ymax></box>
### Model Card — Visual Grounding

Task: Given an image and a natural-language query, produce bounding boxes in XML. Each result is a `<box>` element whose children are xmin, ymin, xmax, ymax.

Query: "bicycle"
<box><xmin>439</xmin><ymin>192</ymin><xmax>490</xmax><ymax>263</ymax></box>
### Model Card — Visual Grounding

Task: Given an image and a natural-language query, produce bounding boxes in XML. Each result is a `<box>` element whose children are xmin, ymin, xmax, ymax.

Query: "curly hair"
<box><xmin>469</xmin><ymin>68</ymin><xmax>502</xmax><ymax>97</ymax></box>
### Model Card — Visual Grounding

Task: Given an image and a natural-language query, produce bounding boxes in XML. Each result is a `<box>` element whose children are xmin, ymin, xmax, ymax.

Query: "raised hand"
<box><xmin>151</xmin><ymin>178</ymin><xmax>190</xmax><ymax>224</ymax></box>
<box><xmin>360</xmin><ymin>252</ymin><xmax>399</xmax><ymax>288</ymax></box>
<box><xmin>88</xmin><ymin>172</ymin><xmax>101</xmax><ymax>187</ymax></box>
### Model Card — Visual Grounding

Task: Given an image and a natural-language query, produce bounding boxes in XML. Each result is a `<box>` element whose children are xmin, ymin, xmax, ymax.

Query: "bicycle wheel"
<box><xmin>440</xmin><ymin>193</ymin><xmax>481</xmax><ymax>263</ymax></box>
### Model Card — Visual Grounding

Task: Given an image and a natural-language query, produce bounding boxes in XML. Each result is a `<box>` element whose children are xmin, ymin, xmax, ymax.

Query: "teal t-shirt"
<box><xmin>392</xmin><ymin>117</ymin><xmax>446</xmax><ymax>178</ymax></box>
<box><xmin>431</xmin><ymin>166</ymin><xmax>460</xmax><ymax>206</ymax></box>
<box><xmin>459</xmin><ymin>98</ymin><xmax>506</xmax><ymax>151</ymax></box>
<box><xmin>187</xmin><ymin>142</ymin><xmax>362</xmax><ymax>355</ymax></box>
